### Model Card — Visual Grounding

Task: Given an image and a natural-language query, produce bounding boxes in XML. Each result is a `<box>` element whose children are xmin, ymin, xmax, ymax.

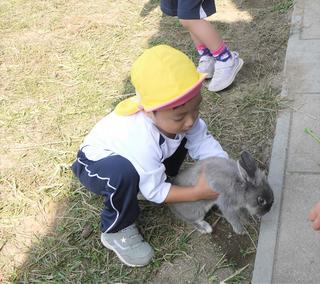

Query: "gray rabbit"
<box><xmin>169</xmin><ymin>151</ymin><xmax>274</xmax><ymax>234</ymax></box>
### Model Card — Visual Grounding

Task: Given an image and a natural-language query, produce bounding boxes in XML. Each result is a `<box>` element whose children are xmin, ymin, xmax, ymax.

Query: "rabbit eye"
<box><xmin>257</xmin><ymin>196</ymin><xmax>267</xmax><ymax>206</ymax></box>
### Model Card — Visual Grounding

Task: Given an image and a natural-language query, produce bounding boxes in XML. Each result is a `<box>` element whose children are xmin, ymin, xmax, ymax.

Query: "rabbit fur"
<box><xmin>169</xmin><ymin>151</ymin><xmax>274</xmax><ymax>234</ymax></box>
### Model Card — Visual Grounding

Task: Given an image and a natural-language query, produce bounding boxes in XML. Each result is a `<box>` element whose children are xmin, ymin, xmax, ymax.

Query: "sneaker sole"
<box><xmin>101</xmin><ymin>235</ymin><xmax>145</xmax><ymax>267</ymax></box>
<box><xmin>208</xmin><ymin>58</ymin><xmax>244</xmax><ymax>92</ymax></box>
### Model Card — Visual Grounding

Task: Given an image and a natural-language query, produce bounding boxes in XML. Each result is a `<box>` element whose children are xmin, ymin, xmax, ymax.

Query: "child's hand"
<box><xmin>165</xmin><ymin>165</ymin><xmax>219</xmax><ymax>203</ymax></box>
<box><xmin>309</xmin><ymin>201</ymin><xmax>320</xmax><ymax>231</ymax></box>
<box><xmin>194</xmin><ymin>166</ymin><xmax>219</xmax><ymax>200</ymax></box>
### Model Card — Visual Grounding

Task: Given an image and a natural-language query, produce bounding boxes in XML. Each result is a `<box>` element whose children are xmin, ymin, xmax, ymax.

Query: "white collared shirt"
<box><xmin>80</xmin><ymin>111</ymin><xmax>228</xmax><ymax>203</ymax></box>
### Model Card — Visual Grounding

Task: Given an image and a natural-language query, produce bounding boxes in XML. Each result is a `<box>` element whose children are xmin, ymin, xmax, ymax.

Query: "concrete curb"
<box><xmin>251</xmin><ymin>99</ymin><xmax>290</xmax><ymax>284</ymax></box>
<box><xmin>251</xmin><ymin>3</ymin><xmax>301</xmax><ymax>283</ymax></box>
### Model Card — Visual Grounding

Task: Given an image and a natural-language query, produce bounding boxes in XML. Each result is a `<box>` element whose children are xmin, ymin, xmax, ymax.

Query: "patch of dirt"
<box><xmin>210</xmin><ymin>215</ymin><xmax>257</xmax><ymax>269</ymax></box>
<box><xmin>153</xmin><ymin>235</ymin><xmax>233</xmax><ymax>284</ymax></box>
<box><xmin>152</xmin><ymin>208</ymin><xmax>257</xmax><ymax>283</ymax></box>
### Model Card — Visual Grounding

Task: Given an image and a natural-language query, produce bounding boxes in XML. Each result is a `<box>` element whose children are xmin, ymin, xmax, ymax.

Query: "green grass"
<box><xmin>0</xmin><ymin>0</ymin><xmax>292</xmax><ymax>282</ymax></box>
<box><xmin>272</xmin><ymin>0</ymin><xmax>294</xmax><ymax>13</ymax></box>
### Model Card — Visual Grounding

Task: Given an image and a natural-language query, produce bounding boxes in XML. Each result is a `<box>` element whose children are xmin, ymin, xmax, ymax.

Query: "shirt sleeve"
<box><xmin>185</xmin><ymin>118</ymin><xmax>228</xmax><ymax>160</ymax></box>
<box><xmin>127</xmin><ymin>133</ymin><xmax>172</xmax><ymax>204</ymax></box>
<box><xmin>137</xmin><ymin>163</ymin><xmax>171</xmax><ymax>204</ymax></box>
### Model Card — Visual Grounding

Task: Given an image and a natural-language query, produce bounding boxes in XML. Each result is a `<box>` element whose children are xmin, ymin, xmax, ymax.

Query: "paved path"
<box><xmin>252</xmin><ymin>1</ymin><xmax>320</xmax><ymax>283</ymax></box>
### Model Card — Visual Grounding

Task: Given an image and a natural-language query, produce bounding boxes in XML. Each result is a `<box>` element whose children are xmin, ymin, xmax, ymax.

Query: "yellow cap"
<box><xmin>114</xmin><ymin>45</ymin><xmax>206</xmax><ymax>115</ymax></box>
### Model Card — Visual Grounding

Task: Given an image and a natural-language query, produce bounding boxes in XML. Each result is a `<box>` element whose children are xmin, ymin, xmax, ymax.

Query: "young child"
<box><xmin>71</xmin><ymin>45</ymin><xmax>228</xmax><ymax>267</ymax></box>
<box><xmin>160</xmin><ymin>0</ymin><xmax>243</xmax><ymax>92</ymax></box>
<box><xmin>309</xmin><ymin>201</ymin><xmax>320</xmax><ymax>231</ymax></box>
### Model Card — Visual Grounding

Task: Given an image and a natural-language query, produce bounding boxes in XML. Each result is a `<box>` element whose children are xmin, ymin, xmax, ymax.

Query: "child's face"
<box><xmin>146</xmin><ymin>93</ymin><xmax>202</xmax><ymax>138</ymax></box>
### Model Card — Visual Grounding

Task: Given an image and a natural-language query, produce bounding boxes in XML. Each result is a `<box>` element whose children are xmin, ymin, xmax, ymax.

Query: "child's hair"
<box><xmin>114</xmin><ymin>45</ymin><xmax>207</xmax><ymax>116</ymax></box>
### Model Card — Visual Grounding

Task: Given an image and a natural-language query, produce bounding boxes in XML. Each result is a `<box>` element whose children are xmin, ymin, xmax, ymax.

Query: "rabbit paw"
<box><xmin>194</xmin><ymin>220</ymin><xmax>213</xmax><ymax>234</ymax></box>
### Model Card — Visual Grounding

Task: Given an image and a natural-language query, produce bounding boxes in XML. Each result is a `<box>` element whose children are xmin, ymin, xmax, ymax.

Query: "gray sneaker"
<box><xmin>101</xmin><ymin>224</ymin><xmax>154</xmax><ymax>267</ymax></box>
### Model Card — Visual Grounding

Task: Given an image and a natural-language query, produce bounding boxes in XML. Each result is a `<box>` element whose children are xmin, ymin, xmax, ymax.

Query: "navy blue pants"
<box><xmin>71</xmin><ymin>138</ymin><xmax>187</xmax><ymax>233</ymax></box>
<box><xmin>160</xmin><ymin>0</ymin><xmax>216</xmax><ymax>19</ymax></box>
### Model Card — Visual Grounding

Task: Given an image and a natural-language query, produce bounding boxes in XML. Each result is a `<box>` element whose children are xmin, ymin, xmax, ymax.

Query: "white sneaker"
<box><xmin>208</xmin><ymin>51</ymin><xmax>244</xmax><ymax>92</ymax></box>
<box><xmin>197</xmin><ymin>55</ymin><xmax>215</xmax><ymax>79</ymax></box>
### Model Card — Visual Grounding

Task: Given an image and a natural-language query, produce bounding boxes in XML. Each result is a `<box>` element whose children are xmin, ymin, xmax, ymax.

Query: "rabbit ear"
<box><xmin>238</xmin><ymin>151</ymin><xmax>257</xmax><ymax>180</ymax></box>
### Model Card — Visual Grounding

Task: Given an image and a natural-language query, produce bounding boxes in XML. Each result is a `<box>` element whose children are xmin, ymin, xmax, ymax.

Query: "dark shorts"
<box><xmin>71</xmin><ymin>138</ymin><xmax>188</xmax><ymax>233</ymax></box>
<box><xmin>160</xmin><ymin>0</ymin><xmax>216</xmax><ymax>19</ymax></box>
<box><xmin>72</xmin><ymin>150</ymin><xmax>141</xmax><ymax>233</ymax></box>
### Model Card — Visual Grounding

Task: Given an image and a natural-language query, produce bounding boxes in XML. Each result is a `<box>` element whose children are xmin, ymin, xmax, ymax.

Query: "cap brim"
<box><xmin>114</xmin><ymin>95</ymin><xmax>141</xmax><ymax>116</ymax></box>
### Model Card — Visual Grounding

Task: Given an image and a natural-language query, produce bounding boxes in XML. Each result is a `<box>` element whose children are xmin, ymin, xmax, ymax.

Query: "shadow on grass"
<box><xmin>12</xmin><ymin>0</ymin><xmax>290</xmax><ymax>282</ymax></box>
<box><xmin>14</xmin><ymin>176</ymin><xmax>187</xmax><ymax>282</ymax></box>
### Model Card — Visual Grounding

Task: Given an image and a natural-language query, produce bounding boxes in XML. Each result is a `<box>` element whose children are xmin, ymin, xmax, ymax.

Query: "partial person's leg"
<box><xmin>189</xmin><ymin>32</ymin><xmax>215</xmax><ymax>78</ymax></box>
<box><xmin>160</xmin><ymin>0</ymin><xmax>243</xmax><ymax>91</ymax></box>
<box><xmin>182</xmin><ymin>20</ymin><xmax>223</xmax><ymax>51</ymax></box>
<box><xmin>186</xmin><ymin>21</ymin><xmax>226</xmax><ymax>78</ymax></box>
<box><xmin>71</xmin><ymin>150</ymin><xmax>154</xmax><ymax>267</ymax></box>
<box><xmin>177</xmin><ymin>0</ymin><xmax>218</xmax><ymax>78</ymax></box>
<box><xmin>177</xmin><ymin>0</ymin><xmax>243</xmax><ymax>92</ymax></box>
<box><xmin>180</xmin><ymin>18</ymin><xmax>243</xmax><ymax>92</ymax></box>
<box><xmin>160</xmin><ymin>0</ymin><xmax>214</xmax><ymax>77</ymax></box>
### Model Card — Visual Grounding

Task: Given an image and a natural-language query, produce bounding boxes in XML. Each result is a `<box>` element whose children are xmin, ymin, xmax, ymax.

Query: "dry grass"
<box><xmin>0</xmin><ymin>0</ymin><xmax>292</xmax><ymax>282</ymax></box>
